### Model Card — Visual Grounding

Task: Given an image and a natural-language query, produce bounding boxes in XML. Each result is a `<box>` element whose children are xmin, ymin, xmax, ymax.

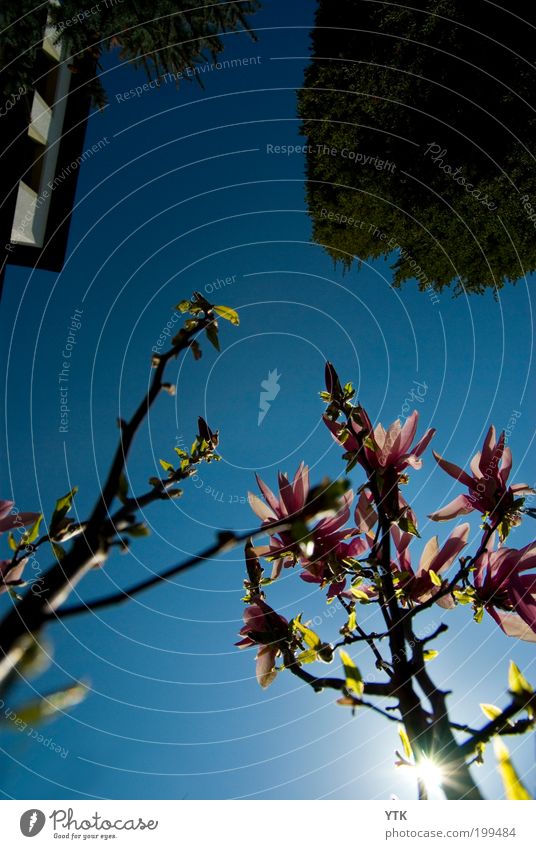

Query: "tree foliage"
<box><xmin>298</xmin><ymin>0</ymin><xmax>536</xmax><ymax>295</ymax></box>
<box><xmin>1</xmin><ymin>0</ymin><xmax>260</xmax><ymax>107</ymax></box>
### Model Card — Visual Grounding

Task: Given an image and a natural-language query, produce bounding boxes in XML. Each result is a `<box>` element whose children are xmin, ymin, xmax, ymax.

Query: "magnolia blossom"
<box><xmin>324</xmin><ymin>409</ymin><xmax>435</xmax><ymax>474</ymax></box>
<box><xmin>236</xmin><ymin>599</ymin><xmax>289</xmax><ymax>688</ymax></box>
<box><xmin>0</xmin><ymin>558</ymin><xmax>28</xmax><ymax>596</ymax></box>
<box><xmin>429</xmin><ymin>426</ymin><xmax>534</xmax><ymax>522</ymax></box>
<box><xmin>249</xmin><ymin>464</ymin><xmax>358</xmax><ymax>582</ymax></box>
<box><xmin>391</xmin><ymin>523</ymin><xmax>471</xmax><ymax>605</ymax></box>
<box><xmin>299</xmin><ymin>534</ymin><xmax>370</xmax><ymax>598</ymax></box>
<box><xmin>0</xmin><ymin>499</ymin><xmax>40</xmax><ymax>595</ymax></box>
<box><xmin>0</xmin><ymin>500</ymin><xmax>39</xmax><ymax>536</ymax></box>
<box><xmin>474</xmin><ymin>538</ymin><xmax>536</xmax><ymax>642</ymax></box>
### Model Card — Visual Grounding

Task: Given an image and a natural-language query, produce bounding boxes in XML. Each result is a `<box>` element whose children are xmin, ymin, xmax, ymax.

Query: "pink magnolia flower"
<box><xmin>299</xmin><ymin>534</ymin><xmax>370</xmax><ymax>598</ymax></box>
<box><xmin>236</xmin><ymin>599</ymin><xmax>289</xmax><ymax>688</ymax></box>
<box><xmin>0</xmin><ymin>500</ymin><xmax>40</xmax><ymax>536</ymax></box>
<box><xmin>391</xmin><ymin>523</ymin><xmax>471</xmax><ymax>606</ymax></box>
<box><xmin>429</xmin><ymin>426</ymin><xmax>534</xmax><ymax>522</ymax></box>
<box><xmin>0</xmin><ymin>500</ymin><xmax>40</xmax><ymax>595</ymax></box>
<box><xmin>324</xmin><ymin>409</ymin><xmax>435</xmax><ymax>474</ymax></box>
<box><xmin>0</xmin><ymin>558</ymin><xmax>28</xmax><ymax>596</ymax></box>
<box><xmin>249</xmin><ymin>464</ymin><xmax>358</xmax><ymax>582</ymax></box>
<box><xmin>474</xmin><ymin>538</ymin><xmax>536</xmax><ymax>642</ymax></box>
<box><xmin>354</xmin><ymin>490</ymin><xmax>378</xmax><ymax>534</ymax></box>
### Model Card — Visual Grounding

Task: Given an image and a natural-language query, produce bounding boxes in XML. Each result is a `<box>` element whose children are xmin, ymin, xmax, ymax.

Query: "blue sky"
<box><xmin>0</xmin><ymin>0</ymin><xmax>535</xmax><ymax>800</ymax></box>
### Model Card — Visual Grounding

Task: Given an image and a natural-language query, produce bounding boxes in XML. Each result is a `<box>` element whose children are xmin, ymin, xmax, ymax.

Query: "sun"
<box><xmin>416</xmin><ymin>757</ymin><xmax>445</xmax><ymax>795</ymax></box>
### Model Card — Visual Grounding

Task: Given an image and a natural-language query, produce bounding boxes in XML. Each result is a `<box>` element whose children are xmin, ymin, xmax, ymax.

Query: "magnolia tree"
<box><xmin>236</xmin><ymin>363</ymin><xmax>536</xmax><ymax>800</ymax></box>
<box><xmin>1</xmin><ymin>301</ymin><xmax>535</xmax><ymax>800</ymax></box>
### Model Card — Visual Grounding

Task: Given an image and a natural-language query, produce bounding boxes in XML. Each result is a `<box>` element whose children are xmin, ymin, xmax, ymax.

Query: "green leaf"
<box><xmin>398</xmin><ymin>517</ymin><xmax>421</xmax><ymax>537</ymax></box>
<box><xmin>345</xmin><ymin>453</ymin><xmax>360</xmax><ymax>473</ymax></box>
<box><xmin>296</xmin><ymin>649</ymin><xmax>318</xmax><ymax>665</ymax></box>
<box><xmin>294</xmin><ymin>617</ymin><xmax>322</xmax><ymax>651</ymax></box>
<box><xmin>348</xmin><ymin>609</ymin><xmax>357</xmax><ymax>631</ymax></box>
<box><xmin>117</xmin><ymin>473</ymin><xmax>128</xmax><ymax>505</ymax></box>
<box><xmin>398</xmin><ymin>725</ymin><xmax>413</xmax><ymax>760</ymax></box>
<box><xmin>508</xmin><ymin>661</ymin><xmax>534</xmax><ymax>697</ymax></box>
<box><xmin>473</xmin><ymin>606</ymin><xmax>484</xmax><ymax>623</ymax></box>
<box><xmin>339</xmin><ymin>649</ymin><xmax>364</xmax><ymax>696</ymax></box>
<box><xmin>480</xmin><ymin>703</ymin><xmax>503</xmax><ymax>721</ymax></box>
<box><xmin>176</xmin><ymin>300</ymin><xmax>191</xmax><ymax>313</ymax></box>
<box><xmin>205</xmin><ymin>323</ymin><xmax>220</xmax><ymax>351</ymax></box>
<box><xmin>51</xmin><ymin>488</ymin><xmax>78</xmax><ymax>529</ymax></box>
<box><xmin>11</xmin><ymin>683</ymin><xmax>88</xmax><ymax>727</ymax></box>
<box><xmin>428</xmin><ymin>569</ymin><xmax>442</xmax><ymax>587</ymax></box>
<box><xmin>15</xmin><ymin>633</ymin><xmax>52</xmax><ymax>678</ymax></box>
<box><xmin>423</xmin><ymin>649</ymin><xmax>438</xmax><ymax>661</ymax></box>
<box><xmin>21</xmin><ymin>514</ymin><xmax>43</xmax><ymax>546</ymax></box>
<box><xmin>494</xmin><ymin>739</ymin><xmax>532</xmax><ymax>800</ymax></box>
<box><xmin>453</xmin><ymin>589</ymin><xmax>474</xmax><ymax>605</ymax></box>
<box><xmin>7</xmin><ymin>532</ymin><xmax>18</xmax><ymax>552</ymax></box>
<box><xmin>351</xmin><ymin>587</ymin><xmax>370</xmax><ymax>602</ymax></box>
<box><xmin>159</xmin><ymin>459</ymin><xmax>174</xmax><ymax>472</ymax></box>
<box><xmin>51</xmin><ymin>543</ymin><xmax>66</xmax><ymax>561</ymax></box>
<box><xmin>213</xmin><ymin>305</ymin><xmax>240</xmax><ymax>326</ymax></box>
<box><xmin>125</xmin><ymin>523</ymin><xmax>150</xmax><ymax>538</ymax></box>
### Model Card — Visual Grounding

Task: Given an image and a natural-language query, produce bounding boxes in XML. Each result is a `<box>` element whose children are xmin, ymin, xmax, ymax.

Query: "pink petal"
<box><xmin>391</xmin><ymin>525</ymin><xmax>413</xmax><ymax>573</ymax></box>
<box><xmin>513</xmin><ymin>540</ymin><xmax>536</xmax><ymax>574</ymax></box>
<box><xmin>316</xmin><ymin>489</ymin><xmax>353</xmax><ymax>534</ymax></box>
<box><xmin>385</xmin><ymin>419</ymin><xmax>403</xmax><ymax>456</ymax></box>
<box><xmin>479</xmin><ymin>425</ymin><xmax>496</xmax><ymax>473</ymax></box>
<box><xmin>398</xmin><ymin>411</ymin><xmax>419</xmax><ymax>455</ymax></box>
<box><xmin>235</xmin><ymin>636</ymin><xmax>255</xmax><ymax>648</ymax></box>
<box><xmin>421</xmin><ymin>522</ymin><xmax>470</xmax><ymax>577</ymax></box>
<box><xmin>432</xmin><ymin>450</ymin><xmax>474</xmax><ymax>488</ymax></box>
<box><xmin>428</xmin><ymin>494</ymin><xmax>475</xmax><ymax>522</ymax></box>
<box><xmin>345</xmin><ymin>536</ymin><xmax>369</xmax><ymax>557</ymax></box>
<box><xmin>510</xmin><ymin>483</ymin><xmax>536</xmax><ymax>495</ymax></box>
<box><xmin>323</xmin><ymin>416</ymin><xmax>359</xmax><ymax>452</ymax></box>
<box><xmin>354</xmin><ymin>491</ymin><xmax>378</xmax><ymax>534</ymax></box>
<box><xmin>248</xmin><ymin>493</ymin><xmax>277</xmax><ymax>523</ymax></box>
<box><xmin>404</xmin><ymin>454</ymin><xmax>424</xmax><ymax>470</ymax></box>
<box><xmin>411</xmin><ymin>427</ymin><xmax>436</xmax><ymax>459</ymax></box>
<box><xmin>499</xmin><ymin>447</ymin><xmax>512</xmax><ymax>486</ymax></box>
<box><xmin>299</xmin><ymin>570</ymin><xmax>321</xmax><ymax>584</ymax></box>
<box><xmin>509</xmin><ymin>581</ymin><xmax>536</xmax><ymax>633</ymax></box>
<box><xmin>470</xmin><ymin>451</ymin><xmax>482</xmax><ymax>477</ymax></box>
<box><xmin>488</xmin><ymin>608</ymin><xmax>536</xmax><ymax>642</ymax></box>
<box><xmin>436</xmin><ymin>593</ymin><xmax>456</xmax><ymax>610</ymax></box>
<box><xmin>292</xmin><ymin>463</ymin><xmax>310</xmax><ymax>510</ymax></box>
<box><xmin>256</xmin><ymin>645</ymin><xmax>278</xmax><ymax>688</ymax></box>
<box><xmin>278</xmin><ymin>472</ymin><xmax>298</xmax><ymax>515</ymax></box>
<box><xmin>242</xmin><ymin>604</ymin><xmax>265</xmax><ymax>629</ymax></box>
<box><xmin>0</xmin><ymin>558</ymin><xmax>27</xmax><ymax>595</ymax></box>
<box><xmin>270</xmin><ymin>559</ymin><xmax>284</xmax><ymax>580</ymax></box>
<box><xmin>373</xmin><ymin>423</ymin><xmax>387</xmax><ymax>454</ymax></box>
<box><xmin>255</xmin><ymin>474</ymin><xmax>280</xmax><ymax>514</ymax></box>
<box><xmin>0</xmin><ymin>511</ymin><xmax>40</xmax><ymax>534</ymax></box>
<box><xmin>417</xmin><ymin>536</ymin><xmax>439</xmax><ymax>576</ymax></box>
<box><xmin>0</xmin><ymin>500</ymin><xmax>14</xmax><ymax>521</ymax></box>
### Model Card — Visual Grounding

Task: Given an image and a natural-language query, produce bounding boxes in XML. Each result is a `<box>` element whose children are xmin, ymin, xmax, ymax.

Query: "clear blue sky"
<box><xmin>1</xmin><ymin>0</ymin><xmax>535</xmax><ymax>800</ymax></box>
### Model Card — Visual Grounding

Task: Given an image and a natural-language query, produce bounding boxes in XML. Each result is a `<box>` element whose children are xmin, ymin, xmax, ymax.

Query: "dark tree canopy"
<box><xmin>1</xmin><ymin>1</ymin><xmax>259</xmax><ymax>107</ymax></box>
<box><xmin>298</xmin><ymin>0</ymin><xmax>536</xmax><ymax>295</ymax></box>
